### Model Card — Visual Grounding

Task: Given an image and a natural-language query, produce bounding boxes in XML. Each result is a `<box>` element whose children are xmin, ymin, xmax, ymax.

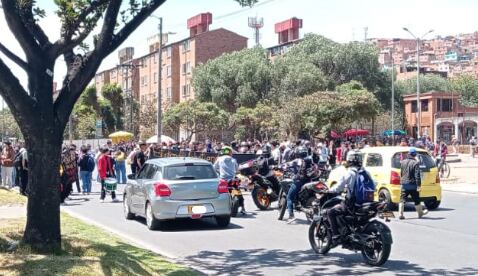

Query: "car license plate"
<box><xmin>188</xmin><ymin>205</ymin><xmax>207</xmax><ymax>214</ymax></box>
<box><xmin>231</xmin><ymin>189</ymin><xmax>242</xmax><ymax>196</ymax></box>
<box><xmin>382</xmin><ymin>211</ymin><xmax>395</xmax><ymax>218</ymax></box>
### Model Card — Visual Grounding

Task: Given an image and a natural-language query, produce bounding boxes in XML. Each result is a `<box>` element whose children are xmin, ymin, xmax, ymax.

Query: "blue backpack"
<box><xmin>350</xmin><ymin>168</ymin><xmax>375</xmax><ymax>205</ymax></box>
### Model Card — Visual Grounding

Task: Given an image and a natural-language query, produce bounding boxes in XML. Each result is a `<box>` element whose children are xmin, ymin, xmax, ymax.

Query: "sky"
<box><xmin>1</xmin><ymin>0</ymin><xmax>478</xmax><ymax>90</ymax></box>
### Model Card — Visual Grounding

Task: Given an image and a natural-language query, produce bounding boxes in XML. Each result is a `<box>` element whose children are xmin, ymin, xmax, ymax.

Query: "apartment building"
<box><xmin>267</xmin><ymin>17</ymin><xmax>303</xmax><ymax>60</ymax></box>
<box><xmin>94</xmin><ymin>12</ymin><xmax>247</xmax><ymax>111</ymax></box>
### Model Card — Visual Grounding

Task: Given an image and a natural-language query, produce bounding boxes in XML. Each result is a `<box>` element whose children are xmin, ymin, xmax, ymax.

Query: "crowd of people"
<box><xmin>0</xmin><ymin>141</ymin><xmax>28</xmax><ymax>195</ymax></box>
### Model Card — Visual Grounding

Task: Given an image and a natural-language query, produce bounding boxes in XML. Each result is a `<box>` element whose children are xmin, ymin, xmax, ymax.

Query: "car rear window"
<box><xmin>163</xmin><ymin>164</ymin><xmax>217</xmax><ymax>180</ymax></box>
<box><xmin>392</xmin><ymin>152</ymin><xmax>436</xmax><ymax>169</ymax></box>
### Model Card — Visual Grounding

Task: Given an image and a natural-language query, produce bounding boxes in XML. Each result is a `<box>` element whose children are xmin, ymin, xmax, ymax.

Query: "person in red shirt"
<box><xmin>97</xmin><ymin>147</ymin><xmax>116</xmax><ymax>202</ymax></box>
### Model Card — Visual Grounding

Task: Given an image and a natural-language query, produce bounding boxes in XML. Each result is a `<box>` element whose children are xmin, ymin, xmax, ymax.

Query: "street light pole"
<box><xmin>403</xmin><ymin>28</ymin><xmax>434</xmax><ymax>139</ymax></box>
<box><xmin>157</xmin><ymin>17</ymin><xmax>163</xmax><ymax>144</ymax></box>
<box><xmin>390</xmin><ymin>48</ymin><xmax>395</xmax><ymax>140</ymax></box>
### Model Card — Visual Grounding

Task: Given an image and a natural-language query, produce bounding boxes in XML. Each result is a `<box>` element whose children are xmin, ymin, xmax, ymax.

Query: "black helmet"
<box><xmin>346</xmin><ymin>150</ymin><xmax>363</xmax><ymax>167</ymax></box>
<box><xmin>295</xmin><ymin>146</ymin><xmax>308</xmax><ymax>159</ymax></box>
<box><xmin>261</xmin><ymin>144</ymin><xmax>271</xmax><ymax>157</ymax></box>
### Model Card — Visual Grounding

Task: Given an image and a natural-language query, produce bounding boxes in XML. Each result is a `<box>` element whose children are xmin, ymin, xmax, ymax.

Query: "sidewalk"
<box><xmin>441</xmin><ymin>154</ymin><xmax>478</xmax><ymax>194</ymax></box>
<box><xmin>0</xmin><ymin>205</ymin><xmax>26</xmax><ymax>219</ymax></box>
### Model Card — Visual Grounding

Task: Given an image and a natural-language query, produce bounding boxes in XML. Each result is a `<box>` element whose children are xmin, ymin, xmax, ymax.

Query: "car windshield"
<box><xmin>392</xmin><ymin>152</ymin><xmax>436</xmax><ymax>169</ymax></box>
<box><xmin>163</xmin><ymin>164</ymin><xmax>217</xmax><ymax>180</ymax></box>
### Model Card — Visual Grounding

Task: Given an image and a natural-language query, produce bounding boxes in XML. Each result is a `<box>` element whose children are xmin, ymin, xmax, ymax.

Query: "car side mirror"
<box><xmin>127</xmin><ymin>174</ymin><xmax>136</xmax><ymax>180</ymax></box>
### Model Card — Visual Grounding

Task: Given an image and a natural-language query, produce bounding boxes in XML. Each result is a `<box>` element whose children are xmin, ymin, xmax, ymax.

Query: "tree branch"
<box><xmin>109</xmin><ymin>0</ymin><xmax>167</xmax><ymax>50</ymax></box>
<box><xmin>0</xmin><ymin>42</ymin><xmax>29</xmax><ymax>71</ymax></box>
<box><xmin>0</xmin><ymin>0</ymin><xmax>42</xmax><ymax>62</ymax></box>
<box><xmin>0</xmin><ymin>58</ymin><xmax>36</xmax><ymax>121</ymax></box>
<box><xmin>55</xmin><ymin>0</ymin><xmax>167</xmax><ymax>126</ymax></box>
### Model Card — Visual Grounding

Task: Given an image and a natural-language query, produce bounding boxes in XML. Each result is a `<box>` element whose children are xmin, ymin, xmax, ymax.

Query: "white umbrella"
<box><xmin>146</xmin><ymin>135</ymin><xmax>176</xmax><ymax>144</ymax></box>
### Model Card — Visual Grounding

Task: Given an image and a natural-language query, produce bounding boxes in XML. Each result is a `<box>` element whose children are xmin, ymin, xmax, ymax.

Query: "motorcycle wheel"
<box><xmin>277</xmin><ymin>197</ymin><xmax>287</xmax><ymax>220</ymax></box>
<box><xmin>309</xmin><ymin>218</ymin><xmax>332</xmax><ymax>255</ymax></box>
<box><xmin>251</xmin><ymin>186</ymin><xmax>271</xmax><ymax>210</ymax></box>
<box><xmin>231</xmin><ymin>196</ymin><xmax>240</xmax><ymax>217</ymax></box>
<box><xmin>361</xmin><ymin>223</ymin><xmax>392</xmax><ymax>266</ymax></box>
<box><xmin>305</xmin><ymin>197</ymin><xmax>316</xmax><ymax>222</ymax></box>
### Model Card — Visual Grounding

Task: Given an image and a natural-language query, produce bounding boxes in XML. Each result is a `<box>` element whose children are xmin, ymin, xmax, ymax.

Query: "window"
<box><xmin>366</xmin><ymin>153</ymin><xmax>383</xmax><ymax>167</ymax></box>
<box><xmin>166</xmin><ymin>87</ymin><xmax>172</xmax><ymax>98</ymax></box>
<box><xmin>141</xmin><ymin>76</ymin><xmax>148</xmax><ymax>86</ymax></box>
<box><xmin>437</xmin><ymin>98</ymin><xmax>453</xmax><ymax>112</ymax></box>
<box><xmin>154</xmin><ymin>72</ymin><xmax>158</xmax><ymax>83</ymax></box>
<box><xmin>421</xmin><ymin>99</ymin><xmax>429</xmax><ymax>112</ymax></box>
<box><xmin>137</xmin><ymin>164</ymin><xmax>158</xmax><ymax>179</ymax></box>
<box><xmin>166</xmin><ymin>65</ymin><xmax>171</xmax><ymax>77</ymax></box>
<box><xmin>182</xmin><ymin>40</ymin><xmax>190</xmax><ymax>52</ymax></box>
<box><xmin>411</xmin><ymin>101</ymin><xmax>418</xmax><ymax>113</ymax></box>
<box><xmin>153</xmin><ymin>53</ymin><xmax>157</xmax><ymax>64</ymax></box>
<box><xmin>182</xmin><ymin>62</ymin><xmax>191</xmax><ymax>75</ymax></box>
<box><xmin>392</xmin><ymin>152</ymin><xmax>436</xmax><ymax>169</ymax></box>
<box><xmin>182</xmin><ymin>84</ymin><xmax>191</xmax><ymax>97</ymax></box>
<box><xmin>167</xmin><ymin>47</ymin><xmax>172</xmax><ymax>58</ymax></box>
<box><xmin>163</xmin><ymin>164</ymin><xmax>217</xmax><ymax>180</ymax></box>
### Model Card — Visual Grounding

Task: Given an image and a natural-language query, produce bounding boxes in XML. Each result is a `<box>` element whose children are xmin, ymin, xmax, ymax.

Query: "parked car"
<box><xmin>123</xmin><ymin>157</ymin><xmax>231</xmax><ymax>230</ymax></box>
<box><xmin>327</xmin><ymin>146</ymin><xmax>442</xmax><ymax>210</ymax></box>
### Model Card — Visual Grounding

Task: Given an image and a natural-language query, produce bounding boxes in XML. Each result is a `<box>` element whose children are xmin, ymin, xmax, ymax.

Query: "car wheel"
<box><xmin>146</xmin><ymin>202</ymin><xmax>162</xmax><ymax>230</ymax></box>
<box><xmin>123</xmin><ymin>194</ymin><xmax>135</xmax><ymax>220</ymax></box>
<box><xmin>216</xmin><ymin>215</ymin><xmax>231</xmax><ymax>228</ymax></box>
<box><xmin>424</xmin><ymin>199</ymin><xmax>441</xmax><ymax>210</ymax></box>
<box><xmin>378</xmin><ymin>189</ymin><xmax>397</xmax><ymax>211</ymax></box>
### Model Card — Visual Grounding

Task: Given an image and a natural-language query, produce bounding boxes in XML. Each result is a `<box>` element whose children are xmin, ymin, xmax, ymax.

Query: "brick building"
<box><xmin>93</xmin><ymin>12</ymin><xmax>247</xmax><ymax>138</ymax></box>
<box><xmin>267</xmin><ymin>17</ymin><xmax>303</xmax><ymax>60</ymax></box>
<box><xmin>403</xmin><ymin>91</ymin><xmax>478</xmax><ymax>143</ymax></box>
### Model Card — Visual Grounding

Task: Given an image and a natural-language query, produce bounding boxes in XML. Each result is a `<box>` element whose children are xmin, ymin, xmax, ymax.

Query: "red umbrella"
<box><xmin>343</xmin><ymin>129</ymin><xmax>369</xmax><ymax>137</ymax></box>
<box><xmin>330</xmin><ymin>131</ymin><xmax>341</xmax><ymax>138</ymax></box>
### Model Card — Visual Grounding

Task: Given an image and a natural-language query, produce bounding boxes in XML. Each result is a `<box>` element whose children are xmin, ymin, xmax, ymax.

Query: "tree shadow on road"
<box><xmin>184</xmin><ymin>248</ymin><xmax>478</xmax><ymax>275</ymax></box>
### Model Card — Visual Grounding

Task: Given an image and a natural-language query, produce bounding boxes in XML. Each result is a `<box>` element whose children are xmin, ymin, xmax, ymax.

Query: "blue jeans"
<box><xmin>287</xmin><ymin>179</ymin><xmax>305</xmax><ymax>217</ymax></box>
<box><xmin>115</xmin><ymin>161</ymin><xmax>127</xmax><ymax>184</ymax></box>
<box><xmin>80</xmin><ymin>171</ymin><xmax>93</xmax><ymax>193</ymax></box>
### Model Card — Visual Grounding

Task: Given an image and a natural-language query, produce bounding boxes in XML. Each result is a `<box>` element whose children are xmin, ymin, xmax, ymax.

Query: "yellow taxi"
<box><xmin>327</xmin><ymin>146</ymin><xmax>442</xmax><ymax>210</ymax></box>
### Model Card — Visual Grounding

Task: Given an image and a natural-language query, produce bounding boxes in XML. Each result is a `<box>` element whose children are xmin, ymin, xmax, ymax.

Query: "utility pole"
<box><xmin>157</xmin><ymin>17</ymin><xmax>163</xmax><ymax>144</ymax></box>
<box><xmin>389</xmin><ymin>48</ymin><xmax>395</xmax><ymax>139</ymax></box>
<box><xmin>403</xmin><ymin>28</ymin><xmax>434</xmax><ymax>139</ymax></box>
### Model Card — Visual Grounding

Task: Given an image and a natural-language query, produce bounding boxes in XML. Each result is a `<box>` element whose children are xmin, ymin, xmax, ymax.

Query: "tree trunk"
<box><xmin>22</xmin><ymin>121</ymin><xmax>63</xmax><ymax>253</ymax></box>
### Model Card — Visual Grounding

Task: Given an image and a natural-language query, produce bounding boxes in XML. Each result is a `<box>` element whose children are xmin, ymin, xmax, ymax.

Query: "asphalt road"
<box><xmin>64</xmin><ymin>182</ymin><xmax>478</xmax><ymax>276</ymax></box>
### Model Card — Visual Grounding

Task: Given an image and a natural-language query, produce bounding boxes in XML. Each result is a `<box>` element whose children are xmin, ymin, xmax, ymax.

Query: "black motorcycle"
<box><xmin>277</xmin><ymin>176</ymin><xmax>324</xmax><ymax>222</ymax></box>
<box><xmin>308</xmin><ymin>186</ymin><xmax>394</xmax><ymax>266</ymax></box>
<box><xmin>238</xmin><ymin>160</ymin><xmax>281</xmax><ymax>210</ymax></box>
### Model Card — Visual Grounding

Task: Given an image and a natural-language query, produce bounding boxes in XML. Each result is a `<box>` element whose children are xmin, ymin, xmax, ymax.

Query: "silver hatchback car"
<box><xmin>123</xmin><ymin>157</ymin><xmax>231</xmax><ymax>230</ymax></box>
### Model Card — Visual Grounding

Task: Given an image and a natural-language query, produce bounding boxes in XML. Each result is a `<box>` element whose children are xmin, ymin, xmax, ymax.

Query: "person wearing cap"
<box><xmin>399</xmin><ymin>148</ymin><xmax>428</xmax><ymax>219</ymax></box>
<box><xmin>213</xmin><ymin>146</ymin><xmax>238</xmax><ymax>182</ymax></box>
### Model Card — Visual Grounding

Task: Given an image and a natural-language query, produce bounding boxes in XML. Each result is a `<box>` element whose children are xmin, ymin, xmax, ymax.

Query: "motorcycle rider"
<box><xmin>213</xmin><ymin>146</ymin><xmax>238</xmax><ymax>182</ymax></box>
<box><xmin>255</xmin><ymin>144</ymin><xmax>281</xmax><ymax>194</ymax></box>
<box><xmin>327</xmin><ymin>150</ymin><xmax>374</xmax><ymax>244</ymax></box>
<box><xmin>285</xmin><ymin>146</ymin><xmax>315</xmax><ymax>223</ymax></box>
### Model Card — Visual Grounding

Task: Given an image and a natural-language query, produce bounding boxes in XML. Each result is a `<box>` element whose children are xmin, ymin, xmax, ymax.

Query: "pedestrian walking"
<box><xmin>78</xmin><ymin>146</ymin><xmax>95</xmax><ymax>195</ymax></box>
<box><xmin>398</xmin><ymin>148</ymin><xmax>428</xmax><ymax>220</ymax></box>
<box><xmin>13</xmin><ymin>145</ymin><xmax>28</xmax><ymax>195</ymax></box>
<box><xmin>98</xmin><ymin>147</ymin><xmax>117</xmax><ymax>202</ymax></box>
<box><xmin>114</xmin><ymin>147</ymin><xmax>127</xmax><ymax>184</ymax></box>
<box><xmin>1</xmin><ymin>141</ymin><xmax>15</xmax><ymax>189</ymax></box>
<box><xmin>61</xmin><ymin>145</ymin><xmax>79</xmax><ymax>199</ymax></box>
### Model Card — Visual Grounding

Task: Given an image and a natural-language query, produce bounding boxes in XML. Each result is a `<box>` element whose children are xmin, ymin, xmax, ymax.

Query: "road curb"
<box><xmin>62</xmin><ymin>208</ymin><xmax>209</xmax><ymax>275</ymax></box>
